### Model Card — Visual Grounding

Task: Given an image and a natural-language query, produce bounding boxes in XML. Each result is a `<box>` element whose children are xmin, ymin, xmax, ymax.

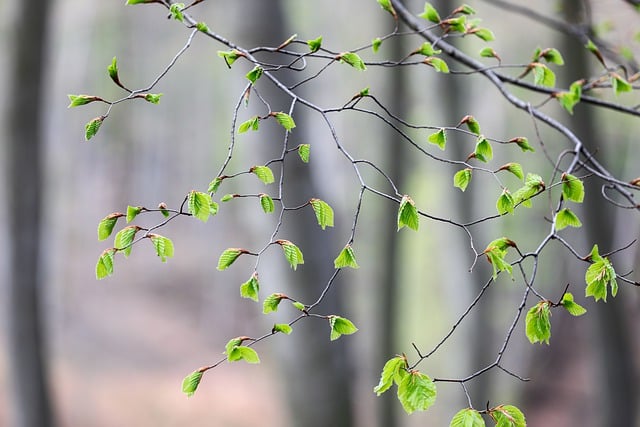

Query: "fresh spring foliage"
<box><xmin>75</xmin><ymin>0</ymin><xmax>640</xmax><ymax>422</ymax></box>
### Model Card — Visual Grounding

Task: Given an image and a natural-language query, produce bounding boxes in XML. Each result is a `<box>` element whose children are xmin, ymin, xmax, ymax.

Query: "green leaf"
<box><xmin>471</xmin><ymin>28</ymin><xmax>495</xmax><ymax>41</ymax></box>
<box><xmin>453</xmin><ymin>168</ymin><xmax>472</xmax><ymax>192</ymax></box>
<box><xmin>555</xmin><ymin>208</ymin><xmax>582</xmax><ymax>231</ymax></box>
<box><xmin>374</xmin><ymin>355</ymin><xmax>407</xmax><ymax>395</ymax></box>
<box><xmin>126</xmin><ymin>205</ymin><xmax>142</xmax><ymax>223</ymax></box>
<box><xmin>585</xmin><ymin>245</ymin><xmax>618</xmax><ymax>301</ymax></box>
<box><xmin>298</xmin><ymin>144</ymin><xmax>310</xmax><ymax>163</ymax></box>
<box><xmin>292</xmin><ymin>301</ymin><xmax>306</xmax><ymax>311</ymax></box>
<box><xmin>415</xmin><ymin>42</ymin><xmax>440</xmax><ymax>56</ymax></box>
<box><xmin>169</xmin><ymin>3</ymin><xmax>184</xmax><ymax>21</ymax></box>
<box><xmin>561</xmin><ymin>173</ymin><xmax>585</xmax><ymax>203</ymax></box>
<box><xmin>474</xmin><ymin>137</ymin><xmax>493</xmax><ymax>162</ymax></box>
<box><xmin>227</xmin><ymin>346</ymin><xmax>260</xmax><ymax>364</ymax></box>
<box><xmin>611</xmin><ymin>73</ymin><xmax>633</xmax><ymax>96</ymax></box>
<box><xmin>224</xmin><ymin>337</ymin><xmax>244</xmax><ymax>356</ymax></box>
<box><xmin>209</xmin><ymin>200</ymin><xmax>219</xmax><ymax>216</ymax></box>
<box><xmin>98</xmin><ymin>213</ymin><xmax>124</xmax><ymax>241</ymax></box>
<box><xmin>307</xmin><ymin>36</ymin><xmax>322</xmax><ymax>53</ymax></box>
<box><xmin>397</xmin><ymin>371</ymin><xmax>437</xmax><ymax>414</ymax></box>
<box><xmin>532</xmin><ymin>63</ymin><xmax>556</xmax><ymax>87</ymax></box>
<box><xmin>450</xmin><ymin>408</ymin><xmax>486</xmax><ymax>427</ymax></box>
<box><xmin>359</xmin><ymin>87</ymin><xmax>370</xmax><ymax>96</ymax></box>
<box><xmin>525</xmin><ymin>301</ymin><xmax>552</xmax><ymax>344</ymax></box>
<box><xmin>181</xmin><ymin>370</ymin><xmax>203</xmax><ymax>397</ymax></box>
<box><xmin>196</xmin><ymin>22</ymin><xmax>209</xmax><ymax>32</ymax></box>
<box><xmin>496</xmin><ymin>189</ymin><xmax>515</xmax><ymax>215</ymax></box>
<box><xmin>490</xmin><ymin>405</ymin><xmax>526</xmax><ymax>427</ymax></box>
<box><xmin>143</xmin><ymin>93</ymin><xmax>162</xmax><ymax>104</ymax></box>
<box><xmin>188</xmin><ymin>190</ymin><xmax>213</xmax><ymax>222</ymax></box>
<box><xmin>377</xmin><ymin>0</ymin><xmax>396</xmax><ymax>17</ymax></box>
<box><xmin>328</xmin><ymin>315</ymin><xmax>358</xmax><ymax>341</ymax></box>
<box><xmin>372</xmin><ymin>37</ymin><xmax>382</xmax><ymax>53</ymax></box>
<box><xmin>498</xmin><ymin>162</ymin><xmax>524</xmax><ymax>181</ymax></box>
<box><xmin>560</xmin><ymin>292</ymin><xmax>587</xmax><ymax>316</ymax></box>
<box><xmin>238</xmin><ymin>116</ymin><xmax>260</xmax><ymax>133</ymax></box>
<box><xmin>459</xmin><ymin>115</ymin><xmax>480</xmax><ymax>135</ymax></box>
<box><xmin>428</xmin><ymin>128</ymin><xmax>447</xmax><ymax>150</ymax></box>
<box><xmin>443</xmin><ymin>16</ymin><xmax>467</xmax><ymax>32</ymax></box>
<box><xmin>455</xmin><ymin>4</ymin><xmax>476</xmax><ymax>15</ymax></box>
<box><xmin>334</xmin><ymin>245</ymin><xmax>359</xmax><ymax>269</ymax></box>
<box><xmin>338</xmin><ymin>52</ymin><xmax>367</xmax><ymax>71</ymax></box>
<box><xmin>240</xmin><ymin>273</ymin><xmax>259</xmax><ymax>302</ymax></box>
<box><xmin>539</xmin><ymin>47</ymin><xmax>565</xmax><ymax>65</ymax></box>
<box><xmin>114</xmin><ymin>225</ymin><xmax>140</xmax><ymax>257</ymax></box>
<box><xmin>217</xmin><ymin>49</ymin><xmax>244</xmax><ymax>67</ymax></box>
<box><xmin>251</xmin><ymin>165</ymin><xmax>275</xmax><ymax>184</ymax></box>
<box><xmin>423</xmin><ymin>57</ymin><xmax>449</xmax><ymax>73</ymax></box>
<box><xmin>397</xmin><ymin>195</ymin><xmax>419</xmax><ymax>231</ymax></box>
<box><xmin>85</xmin><ymin>116</ymin><xmax>104</xmax><ymax>141</ymax></box>
<box><xmin>485</xmin><ymin>247</ymin><xmax>513</xmax><ymax>279</ymax></box>
<box><xmin>512</xmin><ymin>173</ymin><xmax>545</xmax><ymax>206</ymax></box>
<box><xmin>585</xmin><ymin>39</ymin><xmax>606</xmax><ymax>66</ymax></box>
<box><xmin>208</xmin><ymin>177</ymin><xmax>223</xmax><ymax>194</ymax></box>
<box><xmin>419</xmin><ymin>2</ymin><xmax>441</xmax><ymax>23</ymax></box>
<box><xmin>67</xmin><ymin>94</ymin><xmax>102</xmax><ymax>108</ymax></box>
<box><xmin>107</xmin><ymin>56</ymin><xmax>122</xmax><ymax>86</ymax></box>
<box><xmin>149</xmin><ymin>234</ymin><xmax>174</xmax><ymax>262</ymax></box>
<box><xmin>96</xmin><ymin>248</ymin><xmax>116</xmax><ymax>280</ymax></box>
<box><xmin>309</xmin><ymin>198</ymin><xmax>334</xmax><ymax>229</ymax></box>
<box><xmin>273</xmin><ymin>112</ymin><xmax>296</xmax><ymax>131</ymax></box>
<box><xmin>273</xmin><ymin>323</ymin><xmax>293</xmax><ymax>335</ymax></box>
<box><xmin>278</xmin><ymin>240</ymin><xmax>304</xmax><ymax>270</ymax></box>
<box><xmin>479</xmin><ymin>47</ymin><xmax>500</xmax><ymax>60</ymax></box>
<box><xmin>260</xmin><ymin>194</ymin><xmax>275</xmax><ymax>214</ymax></box>
<box><xmin>556</xmin><ymin>81</ymin><xmax>583</xmax><ymax>114</ymax></box>
<box><xmin>221</xmin><ymin>194</ymin><xmax>235</xmax><ymax>202</ymax></box>
<box><xmin>217</xmin><ymin>248</ymin><xmax>245</xmax><ymax>271</ymax></box>
<box><xmin>263</xmin><ymin>293</ymin><xmax>286</xmax><ymax>314</ymax></box>
<box><xmin>509</xmin><ymin>137</ymin><xmax>535</xmax><ymax>153</ymax></box>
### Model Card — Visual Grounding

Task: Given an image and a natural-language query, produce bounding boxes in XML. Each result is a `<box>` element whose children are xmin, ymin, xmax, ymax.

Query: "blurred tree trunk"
<box><xmin>239</xmin><ymin>3</ymin><xmax>353</xmax><ymax>426</ymax></box>
<box><xmin>6</xmin><ymin>1</ymin><xmax>55</xmax><ymax>427</ymax></box>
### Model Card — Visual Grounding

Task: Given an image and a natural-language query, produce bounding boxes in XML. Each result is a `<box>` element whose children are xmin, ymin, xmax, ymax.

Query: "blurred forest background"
<box><xmin>1</xmin><ymin>0</ymin><xmax>639</xmax><ymax>426</ymax></box>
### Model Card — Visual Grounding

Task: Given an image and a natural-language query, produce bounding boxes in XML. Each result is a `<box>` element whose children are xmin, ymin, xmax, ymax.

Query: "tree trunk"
<box><xmin>5</xmin><ymin>1</ymin><xmax>55</xmax><ymax>426</ymax></box>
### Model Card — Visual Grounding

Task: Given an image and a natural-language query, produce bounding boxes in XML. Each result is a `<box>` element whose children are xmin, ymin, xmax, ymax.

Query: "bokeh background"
<box><xmin>1</xmin><ymin>1</ymin><xmax>640</xmax><ymax>426</ymax></box>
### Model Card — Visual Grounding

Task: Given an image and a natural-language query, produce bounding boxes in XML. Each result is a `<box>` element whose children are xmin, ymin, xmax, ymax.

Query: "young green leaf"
<box><xmin>512</xmin><ymin>173</ymin><xmax>545</xmax><ymax>207</ymax></box>
<box><xmin>181</xmin><ymin>370</ymin><xmax>203</xmax><ymax>397</ymax></box>
<box><xmin>419</xmin><ymin>2</ymin><xmax>441</xmax><ymax>23</ymax></box>
<box><xmin>259</xmin><ymin>194</ymin><xmax>275</xmax><ymax>214</ymax></box>
<box><xmin>611</xmin><ymin>73</ymin><xmax>633</xmax><ymax>96</ymax></box>
<box><xmin>209</xmin><ymin>200</ymin><xmax>219</xmax><ymax>216</ymax></box>
<box><xmin>485</xmin><ymin>246</ymin><xmax>513</xmax><ymax>278</ymax></box>
<box><xmin>509</xmin><ymin>137</ymin><xmax>535</xmax><ymax>153</ymax></box>
<box><xmin>263</xmin><ymin>293</ymin><xmax>287</xmax><ymax>314</ymax></box>
<box><xmin>149</xmin><ymin>234</ymin><xmax>174</xmax><ymax>262</ymax></box>
<box><xmin>454</xmin><ymin>4</ymin><xmax>477</xmax><ymax>15</ymax></box>
<box><xmin>298</xmin><ymin>144</ymin><xmax>311</xmax><ymax>163</ymax></box>
<box><xmin>188</xmin><ymin>190</ymin><xmax>213</xmax><ymax>222</ymax></box>
<box><xmin>397</xmin><ymin>371</ymin><xmax>437</xmax><ymax>414</ymax></box>
<box><xmin>372</xmin><ymin>37</ymin><xmax>382</xmax><ymax>53</ymax></box>
<box><xmin>196</xmin><ymin>22</ymin><xmax>209</xmax><ymax>32</ymax></box>
<box><xmin>496</xmin><ymin>189</ymin><xmax>515</xmax><ymax>215</ymax></box>
<box><xmin>238</xmin><ymin>116</ymin><xmax>260</xmax><ymax>133</ymax></box>
<box><xmin>525</xmin><ymin>301</ymin><xmax>552</xmax><ymax>344</ymax></box>
<box><xmin>246</xmin><ymin>66</ymin><xmax>263</xmax><ymax>84</ymax></box>
<box><xmin>338</xmin><ymin>52</ymin><xmax>367</xmax><ymax>71</ymax></box>
<box><xmin>240</xmin><ymin>273</ymin><xmax>260</xmax><ymax>302</ymax></box>
<box><xmin>334</xmin><ymin>245</ymin><xmax>359</xmax><ymax>269</ymax></box>
<box><xmin>560</xmin><ymin>292</ymin><xmax>587</xmax><ymax>316</ymax></box>
<box><xmin>490</xmin><ymin>405</ymin><xmax>526</xmax><ymax>427</ymax></box>
<box><xmin>272</xmin><ymin>323</ymin><xmax>293</xmax><ymax>335</ymax></box>
<box><xmin>585</xmin><ymin>245</ymin><xmax>618</xmax><ymax>301</ymax></box>
<box><xmin>377</xmin><ymin>0</ymin><xmax>397</xmax><ymax>17</ymax></box>
<box><xmin>328</xmin><ymin>315</ymin><xmax>358</xmax><ymax>341</ymax></box>
<box><xmin>474</xmin><ymin>137</ymin><xmax>493</xmax><ymax>162</ymax></box>
<box><xmin>220</xmin><ymin>194</ymin><xmax>235</xmax><ymax>202</ymax></box>
<box><xmin>208</xmin><ymin>177</ymin><xmax>223</xmax><ymax>194</ymax></box>
<box><xmin>585</xmin><ymin>39</ymin><xmax>605</xmax><ymax>66</ymax></box>
<box><xmin>557</xmin><ymin>80</ymin><xmax>583</xmax><ymax>114</ymax></box>
<box><xmin>96</xmin><ymin>248</ymin><xmax>116</xmax><ymax>280</ymax></box>
<box><xmin>428</xmin><ymin>128</ymin><xmax>447</xmax><ymax>150</ymax></box>
<box><xmin>309</xmin><ymin>198</ymin><xmax>334</xmax><ymax>229</ymax></box>
<box><xmin>114</xmin><ymin>225</ymin><xmax>140</xmax><ymax>257</ymax></box>
<box><xmin>561</xmin><ymin>173</ymin><xmax>585</xmax><ymax>203</ymax></box>
<box><xmin>273</xmin><ymin>112</ymin><xmax>296</xmax><ymax>131</ymax></box>
<box><xmin>107</xmin><ymin>56</ymin><xmax>122</xmax><ymax>86</ymax></box>
<box><xmin>217</xmin><ymin>248</ymin><xmax>246</xmax><ymax>271</ymax></box>
<box><xmin>142</xmin><ymin>93</ymin><xmax>162</xmax><ymax>104</ymax></box>
<box><xmin>278</xmin><ymin>240</ymin><xmax>304</xmax><ymax>270</ymax></box>
<box><xmin>479</xmin><ymin>47</ymin><xmax>501</xmax><ymax>61</ymax></box>
<box><xmin>459</xmin><ymin>115</ymin><xmax>480</xmax><ymax>135</ymax></box>
<box><xmin>442</xmin><ymin>16</ymin><xmax>467</xmax><ymax>33</ymax></box>
<box><xmin>470</xmin><ymin>28</ymin><xmax>495</xmax><ymax>41</ymax></box>
<box><xmin>169</xmin><ymin>3</ymin><xmax>185</xmax><ymax>21</ymax></box>
<box><xmin>397</xmin><ymin>195</ymin><xmax>419</xmax><ymax>231</ymax></box>
<box><xmin>423</xmin><ymin>57</ymin><xmax>449</xmax><ymax>73</ymax></box>
<box><xmin>98</xmin><ymin>213</ymin><xmax>124</xmax><ymax>241</ymax></box>
<box><xmin>251</xmin><ymin>165</ymin><xmax>275</xmax><ymax>184</ymax></box>
<box><xmin>497</xmin><ymin>162</ymin><xmax>524</xmax><ymax>181</ymax></box>
<box><xmin>292</xmin><ymin>301</ymin><xmax>306</xmax><ymax>311</ymax></box>
<box><xmin>217</xmin><ymin>49</ymin><xmax>244</xmax><ymax>67</ymax></box>
<box><xmin>227</xmin><ymin>346</ymin><xmax>260</xmax><ymax>364</ymax></box>
<box><xmin>307</xmin><ymin>36</ymin><xmax>322</xmax><ymax>53</ymax></box>
<box><xmin>67</xmin><ymin>94</ymin><xmax>103</xmax><ymax>108</ymax></box>
<box><xmin>374</xmin><ymin>355</ymin><xmax>407</xmax><ymax>395</ymax></box>
<box><xmin>224</xmin><ymin>337</ymin><xmax>244</xmax><ymax>356</ymax></box>
<box><xmin>532</xmin><ymin>63</ymin><xmax>556</xmax><ymax>87</ymax></box>
<box><xmin>126</xmin><ymin>205</ymin><xmax>142</xmax><ymax>223</ymax></box>
<box><xmin>539</xmin><ymin>47</ymin><xmax>565</xmax><ymax>65</ymax></box>
<box><xmin>555</xmin><ymin>208</ymin><xmax>582</xmax><ymax>231</ymax></box>
<box><xmin>453</xmin><ymin>168</ymin><xmax>472</xmax><ymax>192</ymax></box>
<box><xmin>85</xmin><ymin>116</ymin><xmax>104</xmax><ymax>141</ymax></box>
<box><xmin>450</xmin><ymin>408</ymin><xmax>486</xmax><ymax>427</ymax></box>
